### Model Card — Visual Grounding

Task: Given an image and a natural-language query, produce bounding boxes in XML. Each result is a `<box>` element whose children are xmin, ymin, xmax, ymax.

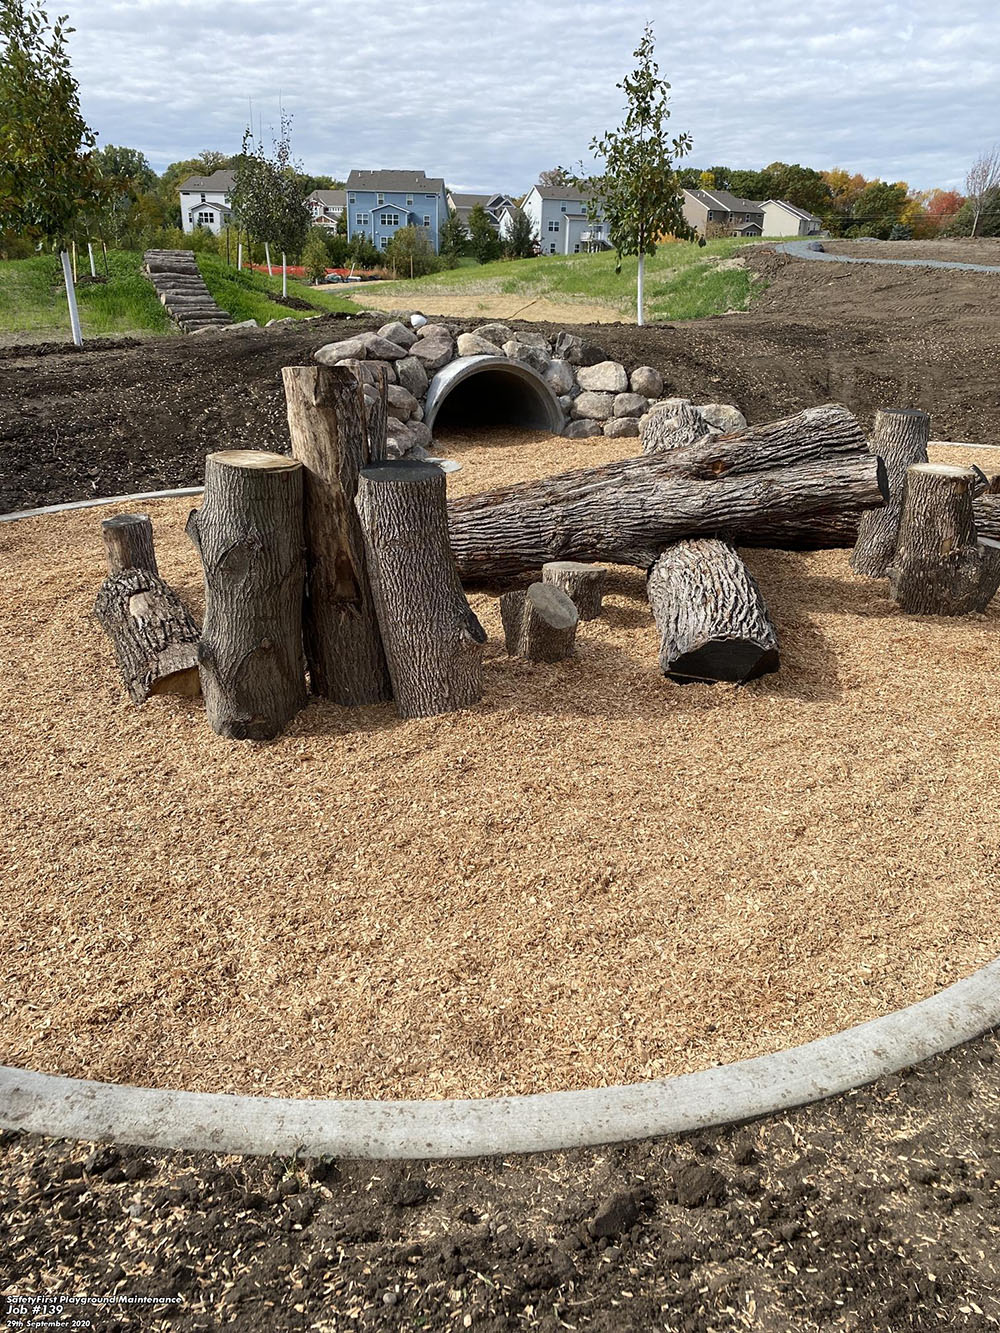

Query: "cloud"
<box><xmin>62</xmin><ymin>0</ymin><xmax>1000</xmax><ymax>190</ymax></box>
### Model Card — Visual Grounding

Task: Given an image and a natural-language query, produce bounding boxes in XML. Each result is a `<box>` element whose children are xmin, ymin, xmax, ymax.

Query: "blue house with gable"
<box><xmin>346</xmin><ymin>169</ymin><xmax>449</xmax><ymax>254</ymax></box>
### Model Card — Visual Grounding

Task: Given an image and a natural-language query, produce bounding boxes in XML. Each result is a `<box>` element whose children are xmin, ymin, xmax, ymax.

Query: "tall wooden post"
<box><xmin>851</xmin><ymin>407</ymin><xmax>930</xmax><ymax>577</ymax></box>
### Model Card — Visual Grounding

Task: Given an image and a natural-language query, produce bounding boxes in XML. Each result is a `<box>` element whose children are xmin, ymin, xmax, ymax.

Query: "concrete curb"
<box><xmin>2</xmin><ymin>960</ymin><xmax>999</xmax><ymax>1158</ymax></box>
<box><xmin>0</xmin><ymin>487</ymin><xmax>204</xmax><ymax>524</ymax></box>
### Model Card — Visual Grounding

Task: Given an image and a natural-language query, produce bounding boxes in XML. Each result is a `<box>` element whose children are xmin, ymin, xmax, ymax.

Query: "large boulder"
<box><xmin>604</xmin><ymin>417</ymin><xmax>640</xmax><ymax>438</ymax></box>
<box><xmin>417</xmin><ymin>322</ymin><xmax>453</xmax><ymax>340</ymax></box>
<box><xmin>613</xmin><ymin>392</ymin><xmax>648</xmax><ymax>418</ymax></box>
<box><xmin>378</xmin><ymin>320</ymin><xmax>418</xmax><ymax>349</ymax></box>
<box><xmin>576</xmin><ymin>360</ymin><xmax>629</xmax><ymax>393</ymax></box>
<box><xmin>544</xmin><ymin>359</ymin><xmax>576</xmax><ymax>396</ymax></box>
<box><xmin>395</xmin><ymin>355</ymin><xmax>429</xmax><ymax>398</ymax></box>
<box><xmin>630</xmin><ymin>365</ymin><xmax>664</xmax><ymax>398</ymax></box>
<box><xmin>359</xmin><ymin>332</ymin><xmax>408</xmax><ymax>360</ymax></box>
<box><xmin>553</xmin><ymin>331</ymin><xmax>606</xmax><ymax>366</ymax></box>
<box><xmin>511</xmin><ymin>328</ymin><xmax>551</xmax><ymax>351</ymax></box>
<box><xmin>472</xmin><ymin>322</ymin><xmax>513</xmax><ymax>345</ymax></box>
<box><xmin>457</xmin><ymin>331</ymin><xmax>504</xmax><ymax>358</ymax></box>
<box><xmin>563</xmin><ymin>419</ymin><xmax>604</xmax><ymax>439</ymax></box>
<box><xmin>315</xmin><ymin>335</ymin><xmax>369</xmax><ymax>365</ymax></box>
<box><xmin>387</xmin><ymin>383</ymin><xmax>420</xmax><ymax>421</ymax></box>
<box><xmin>697</xmin><ymin>403</ymin><xmax>748</xmax><ymax>434</ymax></box>
<box><xmin>502</xmin><ymin>340</ymin><xmax>549</xmax><ymax>373</ymax></box>
<box><xmin>572</xmin><ymin>390</ymin><xmax>615</xmax><ymax>421</ymax></box>
<box><xmin>408</xmin><ymin>336</ymin><xmax>454</xmax><ymax>372</ymax></box>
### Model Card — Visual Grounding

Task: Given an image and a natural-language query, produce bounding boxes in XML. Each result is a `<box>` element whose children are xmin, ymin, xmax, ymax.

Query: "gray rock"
<box><xmin>456</xmin><ymin>332</ymin><xmax>504</xmax><ymax>358</ymax></box>
<box><xmin>385</xmin><ymin>421</ymin><xmax>416</xmax><ymax>459</ymax></box>
<box><xmin>472</xmin><ymin>322</ymin><xmax>513</xmax><ymax>345</ymax></box>
<box><xmin>557</xmin><ymin>393</ymin><xmax>575</xmax><ymax>415</ymax></box>
<box><xmin>417</xmin><ymin>322</ymin><xmax>453</xmax><ymax>340</ymax></box>
<box><xmin>553</xmin><ymin>331</ymin><xmax>607</xmax><ymax>366</ymax></box>
<box><xmin>433</xmin><ymin>457</ymin><xmax>463</xmax><ymax>474</ymax></box>
<box><xmin>576</xmin><ymin>360</ymin><xmax>629</xmax><ymax>393</ymax></box>
<box><xmin>407</xmin><ymin>443</ymin><xmax>433</xmax><ymax>461</ymax></box>
<box><xmin>222</xmin><ymin>319</ymin><xmax>260</xmax><ymax>331</ymax></box>
<box><xmin>395</xmin><ymin>355</ymin><xmax>429</xmax><ymax>398</ymax></box>
<box><xmin>563</xmin><ymin>418</ymin><xmax>604</xmax><ymax>439</ymax></box>
<box><xmin>407</xmin><ymin>337</ymin><xmax>454</xmax><ymax>372</ymax></box>
<box><xmin>502</xmin><ymin>340</ymin><xmax>549</xmax><ymax>373</ymax></box>
<box><xmin>378</xmin><ymin>320</ymin><xmax>418</xmax><ymax>348</ymax></box>
<box><xmin>409</xmin><ymin>312</ymin><xmax>428</xmax><ymax>328</ymax></box>
<box><xmin>359</xmin><ymin>332</ymin><xmax>408</xmax><ymax>360</ymax></box>
<box><xmin>696</xmin><ymin>403</ymin><xmax>747</xmax><ymax>433</ymax></box>
<box><xmin>511</xmin><ymin>328</ymin><xmax>551</xmax><ymax>351</ymax></box>
<box><xmin>544</xmin><ymin>359</ymin><xmax>576</xmax><ymax>396</ymax></box>
<box><xmin>315</xmin><ymin>336</ymin><xmax>369</xmax><ymax>365</ymax></box>
<box><xmin>408</xmin><ymin>421</ymin><xmax>433</xmax><ymax>449</ymax></box>
<box><xmin>411</xmin><ymin>403</ymin><xmax>424</xmax><ymax>422</ymax></box>
<box><xmin>629</xmin><ymin>365</ymin><xmax>663</xmax><ymax>398</ymax></box>
<box><xmin>572</xmin><ymin>390</ymin><xmax>615</xmax><ymax>421</ymax></box>
<box><xmin>265</xmin><ymin>317</ymin><xmax>296</xmax><ymax>327</ymax></box>
<box><xmin>605</xmin><ymin>417</ymin><xmax>640</xmax><ymax>438</ymax></box>
<box><xmin>387</xmin><ymin>383</ymin><xmax>419</xmax><ymax>421</ymax></box>
<box><xmin>613</xmin><ymin>392</ymin><xmax>648</xmax><ymax>418</ymax></box>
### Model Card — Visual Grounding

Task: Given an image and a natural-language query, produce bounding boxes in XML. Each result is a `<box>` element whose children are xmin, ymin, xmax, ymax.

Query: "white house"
<box><xmin>521</xmin><ymin>184</ymin><xmax>609</xmax><ymax>255</ymax></box>
<box><xmin>308</xmin><ymin>189</ymin><xmax>347</xmax><ymax>227</ymax></box>
<box><xmin>178</xmin><ymin>169</ymin><xmax>236</xmax><ymax>235</ymax></box>
<box><xmin>760</xmin><ymin>199</ymin><xmax>822</xmax><ymax>237</ymax></box>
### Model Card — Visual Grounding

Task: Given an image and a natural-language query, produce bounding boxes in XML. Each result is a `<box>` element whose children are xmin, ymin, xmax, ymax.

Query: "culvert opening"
<box><xmin>424</xmin><ymin>357</ymin><xmax>563</xmax><ymax>435</ymax></box>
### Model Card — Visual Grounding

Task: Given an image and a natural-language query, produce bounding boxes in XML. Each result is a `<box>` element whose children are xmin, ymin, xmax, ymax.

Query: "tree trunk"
<box><xmin>541</xmin><ymin>561</ymin><xmax>607</xmax><ymax>619</ymax></box>
<box><xmin>641</xmin><ymin>403</ymin><xmax>711</xmax><ymax>454</ymax></box>
<box><xmin>101</xmin><ymin>513</ymin><xmax>158</xmax><ymax>575</ymax></box>
<box><xmin>282</xmin><ymin>365</ymin><xmax>391</xmax><ymax>705</ymax></box>
<box><xmin>363</xmin><ymin>363</ymin><xmax>389</xmax><ymax>463</ymax></box>
<box><xmin>851</xmin><ymin>407</ymin><xmax>930</xmax><ymax>577</ymax></box>
<box><xmin>355</xmin><ymin>460</ymin><xmax>486</xmax><ymax>718</ymax></box>
<box><xmin>187</xmin><ymin>450</ymin><xmax>307</xmax><ymax>740</ymax></box>
<box><xmin>647</xmin><ymin>539</ymin><xmax>779</xmax><ymax>684</ymax></box>
<box><xmin>887</xmin><ymin>463</ymin><xmax>1000</xmax><ymax>614</ymax></box>
<box><xmin>94</xmin><ymin>568</ymin><xmax>200</xmax><ymax>703</ymax></box>
<box><xmin>448</xmin><ymin>405</ymin><xmax>886</xmax><ymax>579</ymax></box>
<box><xmin>500</xmin><ymin>583</ymin><xmax>578</xmax><ymax>661</ymax></box>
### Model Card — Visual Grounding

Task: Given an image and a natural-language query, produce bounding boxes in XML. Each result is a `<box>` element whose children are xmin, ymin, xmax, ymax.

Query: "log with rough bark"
<box><xmin>448</xmin><ymin>405</ymin><xmax>887</xmax><ymax>579</ymax></box>
<box><xmin>887</xmin><ymin>463</ymin><xmax>1000</xmax><ymax>615</ymax></box>
<box><xmin>355</xmin><ymin>460</ymin><xmax>486</xmax><ymax>718</ymax></box>
<box><xmin>500</xmin><ymin>583</ymin><xmax>578</xmax><ymax>661</ymax></box>
<box><xmin>647</xmin><ymin>539</ymin><xmax>779</xmax><ymax>684</ymax></box>
<box><xmin>641</xmin><ymin>402</ymin><xmax>712</xmax><ymax>453</ymax></box>
<box><xmin>851</xmin><ymin>408</ymin><xmax>930</xmax><ymax>577</ymax></box>
<box><xmin>187</xmin><ymin>450</ymin><xmax>307</xmax><ymax>740</ymax></box>
<box><xmin>542</xmin><ymin>561</ymin><xmax>607</xmax><ymax>620</ymax></box>
<box><xmin>363</xmin><ymin>363</ymin><xmax>389</xmax><ymax>464</ymax></box>
<box><xmin>282</xmin><ymin>364</ymin><xmax>391</xmax><ymax>706</ymax></box>
<box><xmin>94</xmin><ymin>567</ymin><xmax>200</xmax><ymax>703</ymax></box>
<box><xmin>101</xmin><ymin>513</ymin><xmax>158</xmax><ymax>575</ymax></box>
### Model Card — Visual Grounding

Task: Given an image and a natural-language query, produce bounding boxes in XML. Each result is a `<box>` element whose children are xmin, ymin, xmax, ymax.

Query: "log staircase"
<box><xmin>142</xmin><ymin>250</ymin><xmax>232</xmax><ymax>333</ymax></box>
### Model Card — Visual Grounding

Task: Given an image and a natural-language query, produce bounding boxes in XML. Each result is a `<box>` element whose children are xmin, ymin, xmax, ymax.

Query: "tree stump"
<box><xmin>363</xmin><ymin>363</ymin><xmax>389</xmax><ymax>464</ymax></box>
<box><xmin>500</xmin><ymin>584</ymin><xmax>578</xmax><ymax>661</ymax></box>
<box><xmin>851</xmin><ymin>407</ymin><xmax>930</xmax><ymax>577</ymax></box>
<box><xmin>647</xmin><ymin>539</ymin><xmax>779</xmax><ymax>684</ymax></box>
<box><xmin>887</xmin><ymin>463</ymin><xmax>1000</xmax><ymax>615</ymax></box>
<box><xmin>282</xmin><ymin>365</ymin><xmax>391</xmax><ymax>706</ymax></box>
<box><xmin>641</xmin><ymin>402</ymin><xmax>711</xmax><ymax>454</ymax></box>
<box><xmin>187</xmin><ymin>450</ymin><xmax>307</xmax><ymax>740</ymax></box>
<box><xmin>542</xmin><ymin>561</ymin><xmax>607</xmax><ymax>620</ymax></box>
<box><xmin>94</xmin><ymin>568</ymin><xmax>200</xmax><ymax>702</ymax></box>
<box><xmin>101</xmin><ymin>513</ymin><xmax>158</xmax><ymax>575</ymax></box>
<box><xmin>355</xmin><ymin>460</ymin><xmax>485</xmax><ymax>718</ymax></box>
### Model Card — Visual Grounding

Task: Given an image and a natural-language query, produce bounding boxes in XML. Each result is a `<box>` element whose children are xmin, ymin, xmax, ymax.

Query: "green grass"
<box><xmin>196</xmin><ymin>253</ymin><xmax>357</xmax><ymax>323</ymax></box>
<box><xmin>0</xmin><ymin>250</ymin><xmax>174</xmax><ymax>339</ymax></box>
<box><xmin>367</xmin><ymin>236</ymin><xmax>769</xmax><ymax>321</ymax></box>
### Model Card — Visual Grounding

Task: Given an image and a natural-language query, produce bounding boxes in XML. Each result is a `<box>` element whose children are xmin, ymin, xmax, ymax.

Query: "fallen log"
<box><xmin>851</xmin><ymin>408</ymin><xmax>930</xmax><ymax>577</ymax></box>
<box><xmin>647</xmin><ymin>539</ymin><xmax>779</xmax><ymax>684</ymax></box>
<box><xmin>94</xmin><ymin>568</ymin><xmax>200</xmax><ymax>703</ymax></box>
<box><xmin>541</xmin><ymin>561</ymin><xmax>607</xmax><ymax>620</ymax></box>
<box><xmin>501</xmin><ymin>584</ymin><xmax>578</xmax><ymax>661</ymax></box>
<box><xmin>448</xmin><ymin>405</ymin><xmax>887</xmax><ymax>579</ymax></box>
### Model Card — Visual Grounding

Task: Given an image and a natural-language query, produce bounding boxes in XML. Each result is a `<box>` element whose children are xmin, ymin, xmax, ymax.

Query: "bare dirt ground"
<box><xmin>345</xmin><ymin>289</ymin><xmax>623</xmax><ymax>323</ymax></box>
<box><xmin>823</xmin><ymin>238</ymin><xmax>1000</xmax><ymax>265</ymax></box>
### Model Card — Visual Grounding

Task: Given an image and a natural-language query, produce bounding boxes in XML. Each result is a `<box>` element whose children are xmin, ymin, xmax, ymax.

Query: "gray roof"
<box><xmin>179</xmin><ymin>169</ymin><xmax>236</xmax><ymax>192</ymax></box>
<box><xmin>347</xmin><ymin>169</ymin><xmax>445</xmax><ymax>193</ymax></box>
<box><xmin>533</xmin><ymin>183</ymin><xmax>594</xmax><ymax>203</ymax></box>
<box><xmin>309</xmin><ymin>189</ymin><xmax>346</xmax><ymax>207</ymax></box>
<box><xmin>761</xmin><ymin>198</ymin><xmax>821</xmax><ymax>222</ymax></box>
<box><xmin>685</xmin><ymin>188</ymin><xmax>763</xmax><ymax>215</ymax></box>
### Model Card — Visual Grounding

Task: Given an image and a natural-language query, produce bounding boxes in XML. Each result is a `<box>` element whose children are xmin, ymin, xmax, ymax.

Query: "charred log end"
<box><xmin>665</xmin><ymin>638</ymin><xmax>780</xmax><ymax>686</ymax></box>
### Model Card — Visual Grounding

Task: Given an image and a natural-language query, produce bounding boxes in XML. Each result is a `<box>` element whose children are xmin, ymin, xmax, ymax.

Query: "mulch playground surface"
<box><xmin>3</xmin><ymin>243</ymin><xmax>1000</xmax><ymax>1327</ymax></box>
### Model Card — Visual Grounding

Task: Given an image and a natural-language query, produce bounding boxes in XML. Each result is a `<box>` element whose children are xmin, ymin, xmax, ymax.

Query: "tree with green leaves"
<box><xmin>232</xmin><ymin>114</ymin><xmax>309</xmax><ymax>293</ymax></box>
<box><xmin>385</xmin><ymin>225</ymin><xmax>438</xmax><ymax>278</ymax></box>
<box><xmin>439</xmin><ymin>209</ymin><xmax>469</xmax><ymax>265</ymax></box>
<box><xmin>91</xmin><ymin>144</ymin><xmax>156</xmax><ymax>245</ymax></box>
<box><xmin>468</xmin><ymin>203</ymin><xmax>501</xmax><ymax>264</ymax></box>
<box><xmin>502</xmin><ymin>206</ymin><xmax>537</xmax><ymax>259</ymax></box>
<box><xmin>573</xmin><ymin>23</ymin><xmax>692</xmax><ymax>325</ymax></box>
<box><xmin>301</xmin><ymin>228</ymin><xmax>330</xmax><ymax>282</ymax></box>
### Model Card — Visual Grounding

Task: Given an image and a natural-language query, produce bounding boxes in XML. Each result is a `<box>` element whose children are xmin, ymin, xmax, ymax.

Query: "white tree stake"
<box><xmin>265</xmin><ymin>242</ymin><xmax>272</xmax><ymax>276</ymax></box>
<box><xmin>60</xmin><ymin>249</ymin><xmax>83</xmax><ymax>347</ymax></box>
<box><xmin>637</xmin><ymin>252</ymin><xmax>645</xmax><ymax>327</ymax></box>
<box><xmin>237</xmin><ymin>241</ymin><xmax>243</xmax><ymax>272</ymax></box>
<box><xmin>282</xmin><ymin>252</ymin><xmax>287</xmax><ymax>297</ymax></box>
<box><xmin>87</xmin><ymin>242</ymin><xmax>96</xmax><ymax>278</ymax></box>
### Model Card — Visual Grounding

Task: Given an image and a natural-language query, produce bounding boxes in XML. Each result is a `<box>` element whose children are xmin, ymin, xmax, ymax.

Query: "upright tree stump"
<box><xmin>542</xmin><ymin>561</ymin><xmax>607</xmax><ymax>620</ymax></box>
<box><xmin>101</xmin><ymin>513</ymin><xmax>158</xmax><ymax>575</ymax></box>
<box><xmin>647</xmin><ymin>538</ymin><xmax>779</xmax><ymax>684</ymax></box>
<box><xmin>94</xmin><ymin>568</ymin><xmax>200</xmax><ymax>703</ymax></box>
<box><xmin>187</xmin><ymin>450</ymin><xmax>307</xmax><ymax>740</ymax></box>
<box><xmin>282</xmin><ymin>365</ymin><xmax>391</xmax><ymax>706</ymax></box>
<box><xmin>851</xmin><ymin>407</ymin><xmax>930</xmax><ymax>577</ymax></box>
<box><xmin>363</xmin><ymin>363</ymin><xmax>389</xmax><ymax>464</ymax></box>
<box><xmin>355</xmin><ymin>460</ymin><xmax>486</xmax><ymax>719</ymax></box>
<box><xmin>500</xmin><ymin>584</ymin><xmax>579</xmax><ymax>661</ymax></box>
<box><xmin>641</xmin><ymin>403</ymin><xmax>711</xmax><ymax>453</ymax></box>
<box><xmin>887</xmin><ymin>463</ymin><xmax>1000</xmax><ymax>615</ymax></box>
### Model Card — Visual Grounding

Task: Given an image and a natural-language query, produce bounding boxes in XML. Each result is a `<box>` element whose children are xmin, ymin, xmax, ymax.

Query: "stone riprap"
<box><xmin>313</xmin><ymin>317</ymin><xmax>746</xmax><ymax>461</ymax></box>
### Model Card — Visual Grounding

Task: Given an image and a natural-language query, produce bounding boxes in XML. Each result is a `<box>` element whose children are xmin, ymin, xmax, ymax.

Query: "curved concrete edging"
<box><xmin>774</xmin><ymin>239</ymin><xmax>1000</xmax><ymax>275</ymax></box>
<box><xmin>424</xmin><ymin>354</ymin><xmax>564</xmax><ymax>433</ymax></box>
<box><xmin>2</xmin><ymin>959</ymin><xmax>999</xmax><ymax>1157</ymax></box>
<box><xmin>0</xmin><ymin>486</ymin><xmax>205</xmax><ymax>524</ymax></box>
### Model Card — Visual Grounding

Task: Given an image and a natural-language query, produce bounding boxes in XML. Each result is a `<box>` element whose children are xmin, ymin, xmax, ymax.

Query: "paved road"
<box><xmin>775</xmin><ymin>238</ymin><xmax>1000</xmax><ymax>274</ymax></box>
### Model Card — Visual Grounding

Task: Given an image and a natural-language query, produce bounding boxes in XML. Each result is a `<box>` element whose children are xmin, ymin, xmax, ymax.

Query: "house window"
<box><xmin>425</xmin><ymin>194</ymin><xmax>435</xmax><ymax>199</ymax></box>
<box><xmin>200</xmin><ymin>193</ymin><xmax>206</xmax><ymax>202</ymax></box>
<box><xmin>383</xmin><ymin>212</ymin><xmax>400</xmax><ymax>227</ymax></box>
<box><xmin>406</xmin><ymin>195</ymin><xmax>413</xmax><ymax>205</ymax></box>
<box><xmin>574</xmin><ymin>245</ymin><xmax>580</xmax><ymax>253</ymax></box>
<box><xmin>423</xmin><ymin>215</ymin><xmax>430</xmax><ymax>227</ymax></box>
<box><xmin>348</xmin><ymin>192</ymin><xmax>356</xmax><ymax>203</ymax></box>
<box><xmin>549</xmin><ymin>243</ymin><xmax>556</xmax><ymax>254</ymax></box>
<box><xmin>197</xmin><ymin>212</ymin><xmax>214</xmax><ymax>225</ymax></box>
<box><xmin>377</xmin><ymin>193</ymin><xmax>384</xmax><ymax>205</ymax></box>
<box><xmin>547</xmin><ymin>220</ymin><xmax>559</xmax><ymax>232</ymax></box>
<box><xmin>356</xmin><ymin>212</ymin><xmax>370</xmax><ymax>225</ymax></box>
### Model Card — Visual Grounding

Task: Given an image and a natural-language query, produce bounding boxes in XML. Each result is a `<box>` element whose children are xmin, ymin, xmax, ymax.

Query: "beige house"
<box><xmin>682</xmin><ymin>189</ymin><xmax>763</xmax><ymax>237</ymax></box>
<box><xmin>760</xmin><ymin>199</ymin><xmax>822</xmax><ymax>236</ymax></box>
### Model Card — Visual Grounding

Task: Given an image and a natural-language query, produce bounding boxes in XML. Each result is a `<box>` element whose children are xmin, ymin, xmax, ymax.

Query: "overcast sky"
<box><xmin>62</xmin><ymin>0</ymin><xmax>998</xmax><ymax>192</ymax></box>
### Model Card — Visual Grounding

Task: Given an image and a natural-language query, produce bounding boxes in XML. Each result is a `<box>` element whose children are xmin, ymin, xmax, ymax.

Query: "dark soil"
<box><xmin>3</xmin><ymin>1032</ymin><xmax>999</xmax><ymax>1330</ymax></box>
<box><xmin>3</xmin><ymin>246</ymin><xmax>1000</xmax><ymax>512</ymax></box>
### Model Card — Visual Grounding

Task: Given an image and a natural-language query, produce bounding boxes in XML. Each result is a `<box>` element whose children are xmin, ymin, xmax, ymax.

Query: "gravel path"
<box><xmin>775</xmin><ymin>239</ymin><xmax>1000</xmax><ymax>275</ymax></box>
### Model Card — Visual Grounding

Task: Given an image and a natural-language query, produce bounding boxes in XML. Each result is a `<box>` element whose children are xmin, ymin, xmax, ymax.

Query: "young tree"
<box><xmin>966</xmin><ymin>146</ymin><xmax>1000</xmax><ymax>237</ymax></box>
<box><xmin>0</xmin><ymin>0</ymin><xmax>103</xmax><ymax>343</ymax></box>
<box><xmin>468</xmin><ymin>203</ymin><xmax>501</xmax><ymax>263</ymax></box>
<box><xmin>573</xmin><ymin>23</ymin><xmax>692</xmax><ymax>325</ymax></box>
<box><xmin>502</xmin><ymin>206</ymin><xmax>537</xmax><ymax>259</ymax></box>
<box><xmin>301</xmin><ymin>228</ymin><xmax>330</xmax><ymax>283</ymax></box>
<box><xmin>232</xmin><ymin>114</ymin><xmax>309</xmax><ymax>294</ymax></box>
<box><xmin>385</xmin><ymin>225</ymin><xmax>438</xmax><ymax>278</ymax></box>
<box><xmin>439</xmin><ymin>209</ymin><xmax>469</xmax><ymax>265</ymax></box>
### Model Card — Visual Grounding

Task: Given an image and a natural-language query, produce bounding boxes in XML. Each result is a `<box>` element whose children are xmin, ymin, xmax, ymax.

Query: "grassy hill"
<box><xmin>359</xmin><ymin>237</ymin><xmax>768</xmax><ymax>322</ymax></box>
<box><xmin>196</xmin><ymin>254</ymin><xmax>356</xmax><ymax>323</ymax></box>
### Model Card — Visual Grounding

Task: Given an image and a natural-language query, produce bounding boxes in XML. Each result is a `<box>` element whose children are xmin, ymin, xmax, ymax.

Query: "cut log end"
<box><xmin>667</xmin><ymin>639</ymin><xmax>780</xmax><ymax>686</ymax></box>
<box><xmin>209</xmin><ymin>449</ymin><xmax>301</xmax><ymax>471</ymax></box>
<box><xmin>542</xmin><ymin>560</ymin><xmax>607</xmax><ymax>620</ymax></box>
<box><xmin>361</xmin><ymin>459</ymin><xmax>443</xmax><ymax>486</ymax></box>
<box><xmin>501</xmin><ymin>583</ymin><xmax>578</xmax><ymax>662</ymax></box>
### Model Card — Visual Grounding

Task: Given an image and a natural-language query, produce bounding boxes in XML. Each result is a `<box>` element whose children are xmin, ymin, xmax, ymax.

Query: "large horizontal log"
<box><xmin>448</xmin><ymin>405</ymin><xmax>887</xmax><ymax>579</ymax></box>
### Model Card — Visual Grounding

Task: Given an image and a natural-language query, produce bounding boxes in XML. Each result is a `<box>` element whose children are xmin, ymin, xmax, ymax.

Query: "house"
<box><xmin>307</xmin><ymin>189</ymin><xmax>347</xmax><ymax>227</ymax></box>
<box><xmin>346</xmin><ymin>170</ymin><xmax>449</xmax><ymax>253</ymax></box>
<box><xmin>178</xmin><ymin>169</ymin><xmax>236</xmax><ymax>235</ymax></box>
<box><xmin>760</xmin><ymin>199</ymin><xmax>822</xmax><ymax>237</ymax></box>
<box><xmin>681</xmin><ymin>189</ymin><xmax>764</xmax><ymax>237</ymax></box>
<box><xmin>521</xmin><ymin>184</ymin><xmax>610</xmax><ymax>255</ymax></box>
<box><xmin>447</xmin><ymin>191</ymin><xmax>517</xmax><ymax>238</ymax></box>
